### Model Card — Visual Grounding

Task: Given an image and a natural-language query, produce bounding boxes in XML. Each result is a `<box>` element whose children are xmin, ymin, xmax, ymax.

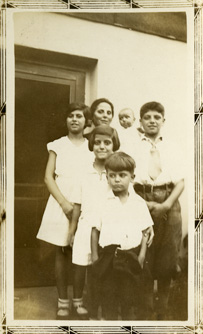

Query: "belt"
<box><xmin>134</xmin><ymin>183</ymin><xmax>173</xmax><ymax>194</ymax></box>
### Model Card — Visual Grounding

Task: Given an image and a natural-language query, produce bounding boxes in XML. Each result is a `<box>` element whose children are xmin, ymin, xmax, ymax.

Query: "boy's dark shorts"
<box><xmin>92</xmin><ymin>244</ymin><xmax>143</xmax><ymax>279</ymax></box>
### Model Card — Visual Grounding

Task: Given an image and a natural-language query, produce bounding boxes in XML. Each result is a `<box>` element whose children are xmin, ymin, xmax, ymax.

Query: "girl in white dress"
<box><xmin>70</xmin><ymin>125</ymin><xmax>120</xmax><ymax>319</ymax></box>
<box><xmin>36</xmin><ymin>103</ymin><xmax>93</xmax><ymax>319</ymax></box>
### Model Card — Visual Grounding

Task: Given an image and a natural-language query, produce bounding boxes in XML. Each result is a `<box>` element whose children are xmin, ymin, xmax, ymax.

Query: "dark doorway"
<box><xmin>14</xmin><ymin>46</ymin><xmax>93</xmax><ymax>287</ymax></box>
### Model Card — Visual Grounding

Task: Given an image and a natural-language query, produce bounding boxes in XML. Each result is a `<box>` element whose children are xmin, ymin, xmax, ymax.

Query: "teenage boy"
<box><xmin>133</xmin><ymin>101</ymin><xmax>184</xmax><ymax>320</ymax></box>
<box><xmin>91</xmin><ymin>152</ymin><xmax>154</xmax><ymax>320</ymax></box>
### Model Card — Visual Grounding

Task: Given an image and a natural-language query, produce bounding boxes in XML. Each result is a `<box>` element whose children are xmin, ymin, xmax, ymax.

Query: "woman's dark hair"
<box><xmin>140</xmin><ymin>101</ymin><xmax>165</xmax><ymax>119</ymax></box>
<box><xmin>90</xmin><ymin>98</ymin><xmax>114</xmax><ymax>120</ymax></box>
<box><xmin>88</xmin><ymin>125</ymin><xmax>120</xmax><ymax>152</ymax></box>
<box><xmin>105</xmin><ymin>152</ymin><xmax>135</xmax><ymax>175</ymax></box>
<box><xmin>65</xmin><ymin>103</ymin><xmax>91</xmax><ymax>127</ymax></box>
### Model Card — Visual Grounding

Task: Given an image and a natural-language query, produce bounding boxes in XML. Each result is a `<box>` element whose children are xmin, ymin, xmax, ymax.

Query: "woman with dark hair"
<box><xmin>37</xmin><ymin>102</ymin><xmax>93</xmax><ymax>320</ymax></box>
<box><xmin>84</xmin><ymin>98</ymin><xmax>114</xmax><ymax>137</ymax></box>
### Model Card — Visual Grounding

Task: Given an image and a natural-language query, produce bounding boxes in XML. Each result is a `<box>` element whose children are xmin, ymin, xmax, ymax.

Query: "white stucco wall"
<box><xmin>13</xmin><ymin>11</ymin><xmax>194</xmax><ymax>237</ymax></box>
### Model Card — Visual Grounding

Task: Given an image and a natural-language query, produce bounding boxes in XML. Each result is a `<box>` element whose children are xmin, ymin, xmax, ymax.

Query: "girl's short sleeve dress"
<box><xmin>36</xmin><ymin>136</ymin><xmax>93</xmax><ymax>246</ymax></box>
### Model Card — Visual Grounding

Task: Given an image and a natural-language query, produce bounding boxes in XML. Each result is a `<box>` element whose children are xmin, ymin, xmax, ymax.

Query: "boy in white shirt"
<box><xmin>91</xmin><ymin>152</ymin><xmax>154</xmax><ymax>320</ymax></box>
<box><xmin>134</xmin><ymin>101</ymin><xmax>185</xmax><ymax>320</ymax></box>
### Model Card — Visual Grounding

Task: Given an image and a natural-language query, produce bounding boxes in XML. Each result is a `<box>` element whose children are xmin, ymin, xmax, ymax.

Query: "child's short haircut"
<box><xmin>140</xmin><ymin>101</ymin><xmax>165</xmax><ymax>118</ymax></box>
<box><xmin>105</xmin><ymin>152</ymin><xmax>135</xmax><ymax>175</ymax></box>
<box><xmin>66</xmin><ymin>103</ymin><xmax>91</xmax><ymax>126</ymax></box>
<box><xmin>88</xmin><ymin>125</ymin><xmax>120</xmax><ymax>152</ymax></box>
<box><xmin>90</xmin><ymin>98</ymin><xmax>114</xmax><ymax>119</ymax></box>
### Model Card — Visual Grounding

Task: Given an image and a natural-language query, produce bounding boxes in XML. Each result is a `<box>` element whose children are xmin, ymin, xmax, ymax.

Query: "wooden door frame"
<box><xmin>15</xmin><ymin>45</ymin><xmax>97</xmax><ymax>103</ymax></box>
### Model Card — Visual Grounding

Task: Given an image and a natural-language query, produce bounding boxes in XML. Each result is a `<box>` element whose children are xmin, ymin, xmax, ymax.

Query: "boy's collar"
<box><xmin>107</xmin><ymin>188</ymin><xmax>134</xmax><ymax>200</ymax></box>
<box><xmin>141</xmin><ymin>133</ymin><xmax>163</xmax><ymax>144</ymax></box>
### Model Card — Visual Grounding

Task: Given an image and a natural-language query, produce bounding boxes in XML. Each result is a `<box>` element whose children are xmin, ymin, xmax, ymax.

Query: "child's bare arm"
<box><xmin>70</xmin><ymin>204</ymin><xmax>81</xmax><ymax>233</ymax></box>
<box><xmin>138</xmin><ymin>232</ymin><xmax>149</xmax><ymax>268</ymax></box>
<box><xmin>44</xmin><ymin>151</ymin><xmax>73</xmax><ymax>219</ymax></box>
<box><xmin>91</xmin><ymin>227</ymin><xmax>100</xmax><ymax>263</ymax></box>
<box><xmin>143</xmin><ymin>225</ymin><xmax>154</xmax><ymax>247</ymax></box>
<box><xmin>68</xmin><ymin>203</ymin><xmax>81</xmax><ymax>246</ymax></box>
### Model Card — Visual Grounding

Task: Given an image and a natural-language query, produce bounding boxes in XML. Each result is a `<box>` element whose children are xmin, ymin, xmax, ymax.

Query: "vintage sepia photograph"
<box><xmin>3</xmin><ymin>6</ymin><xmax>195</xmax><ymax>328</ymax></box>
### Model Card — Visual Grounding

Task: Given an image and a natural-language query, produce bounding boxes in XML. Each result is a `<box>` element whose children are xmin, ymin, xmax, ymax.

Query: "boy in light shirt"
<box><xmin>134</xmin><ymin>101</ymin><xmax>185</xmax><ymax>320</ymax></box>
<box><xmin>91</xmin><ymin>152</ymin><xmax>154</xmax><ymax>320</ymax></box>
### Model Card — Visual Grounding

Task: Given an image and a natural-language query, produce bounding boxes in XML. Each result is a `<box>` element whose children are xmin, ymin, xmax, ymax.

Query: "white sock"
<box><xmin>73</xmin><ymin>298</ymin><xmax>82</xmax><ymax>305</ymax></box>
<box><xmin>57</xmin><ymin>298</ymin><xmax>69</xmax><ymax>317</ymax></box>
<box><xmin>58</xmin><ymin>298</ymin><xmax>69</xmax><ymax>307</ymax></box>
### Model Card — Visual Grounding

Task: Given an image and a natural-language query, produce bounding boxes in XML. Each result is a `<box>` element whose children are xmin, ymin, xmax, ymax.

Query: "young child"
<box><xmin>133</xmin><ymin>101</ymin><xmax>185</xmax><ymax>320</ymax></box>
<box><xmin>70</xmin><ymin>125</ymin><xmax>120</xmax><ymax>320</ymax></box>
<box><xmin>36</xmin><ymin>103</ymin><xmax>93</xmax><ymax>320</ymax></box>
<box><xmin>117</xmin><ymin>108</ymin><xmax>141</xmax><ymax>158</ymax></box>
<box><xmin>91</xmin><ymin>152</ymin><xmax>154</xmax><ymax>320</ymax></box>
<box><xmin>118</xmin><ymin>108</ymin><xmax>136</xmax><ymax>130</ymax></box>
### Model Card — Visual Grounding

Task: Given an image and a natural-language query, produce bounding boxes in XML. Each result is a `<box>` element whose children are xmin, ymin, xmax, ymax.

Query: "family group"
<box><xmin>36</xmin><ymin>98</ymin><xmax>184</xmax><ymax>321</ymax></box>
